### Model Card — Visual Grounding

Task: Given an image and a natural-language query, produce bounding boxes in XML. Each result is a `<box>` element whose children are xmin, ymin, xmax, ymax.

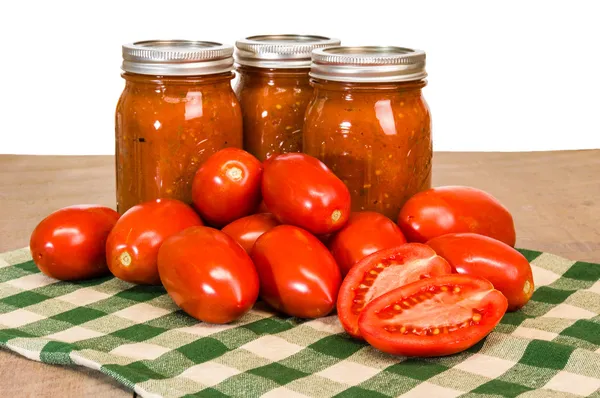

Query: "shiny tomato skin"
<box><xmin>329</xmin><ymin>212</ymin><xmax>407</xmax><ymax>276</ymax></box>
<box><xmin>221</xmin><ymin>213</ymin><xmax>279</xmax><ymax>254</ymax></box>
<box><xmin>30</xmin><ymin>205</ymin><xmax>119</xmax><ymax>280</ymax></box>
<box><xmin>358</xmin><ymin>274</ymin><xmax>508</xmax><ymax>357</ymax></box>
<box><xmin>251</xmin><ymin>225</ymin><xmax>342</xmax><ymax>318</ymax></box>
<box><xmin>192</xmin><ymin>148</ymin><xmax>263</xmax><ymax>227</ymax></box>
<box><xmin>106</xmin><ymin>199</ymin><xmax>203</xmax><ymax>285</ymax></box>
<box><xmin>337</xmin><ymin>243</ymin><xmax>451</xmax><ymax>339</ymax></box>
<box><xmin>262</xmin><ymin>153</ymin><xmax>351</xmax><ymax>235</ymax></box>
<box><xmin>158</xmin><ymin>226</ymin><xmax>259</xmax><ymax>324</ymax></box>
<box><xmin>427</xmin><ymin>233</ymin><xmax>534</xmax><ymax>311</ymax></box>
<box><xmin>397</xmin><ymin>186</ymin><xmax>516</xmax><ymax>246</ymax></box>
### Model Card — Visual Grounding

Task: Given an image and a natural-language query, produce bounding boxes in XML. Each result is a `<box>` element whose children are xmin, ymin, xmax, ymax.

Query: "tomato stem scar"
<box><xmin>331</xmin><ymin>210</ymin><xmax>342</xmax><ymax>222</ymax></box>
<box><xmin>119</xmin><ymin>251</ymin><xmax>132</xmax><ymax>267</ymax></box>
<box><xmin>226</xmin><ymin>167</ymin><xmax>243</xmax><ymax>182</ymax></box>
<box><xmin>523</xmin><ymin>280</ymin><xmax>532</xmax><ymax>294</ymax></box>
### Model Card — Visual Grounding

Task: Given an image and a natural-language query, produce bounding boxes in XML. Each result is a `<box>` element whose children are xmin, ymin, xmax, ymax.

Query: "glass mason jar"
<box><xmin>234</xmin><ymin>35</ymin><xmax>340</xmax><ymax>161</ymax></box>
<box><xmin>116</xmin><ymin>40</ymin><xmax>242</xmax><ymax>214</ymax></box>
<box><xmin>304</xmin><ymin>46</ymin><xmax>432</xmax><ymax>221</ymax></box>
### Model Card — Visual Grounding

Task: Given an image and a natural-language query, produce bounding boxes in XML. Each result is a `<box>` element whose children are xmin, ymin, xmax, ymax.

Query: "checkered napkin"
<box><xmin>0</xmin><ymin>247</ymin><xmax>599</xmax><ymax>398</ymax></box>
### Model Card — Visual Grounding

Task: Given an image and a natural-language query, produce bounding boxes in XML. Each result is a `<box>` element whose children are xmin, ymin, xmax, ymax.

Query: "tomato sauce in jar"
<box><xmin>116</xmin><ymin>40</ymin><xmax>242</xmax><ymax>214</ymax></box>
<box><xmin>234</xmin><ymin>35</ymin><xmax>340</xmax><ymax>161</ymax></box>
<box><xmin>304</xmin><ymin>47</ymin><xmax>432</xmax><ymax>220</ymax></box>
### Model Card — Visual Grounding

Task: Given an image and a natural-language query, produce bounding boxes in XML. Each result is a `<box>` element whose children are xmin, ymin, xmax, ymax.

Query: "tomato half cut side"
<box><xmin>358</xmin><ymin>274</ymin><xmax>508</xmax><ymax>357</ymax></box>
<box><xmin>337</xmin><ymin>243</ymin><xmax>451</xmax><ymax>339</ymax></box>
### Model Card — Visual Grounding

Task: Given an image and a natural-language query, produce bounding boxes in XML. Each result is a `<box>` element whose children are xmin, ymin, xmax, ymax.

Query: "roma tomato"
<box><xmin>397</xmin><ymin>186</ymin><xmax>516</xmax><ymax>246</ymax></box>
<box><xmin>252</xmin><ymin>225</ymin><xmax>342</xmax><ymax>318</ymax></box>
<box><xmin>106</xmin><ymin>199</ymin><xmax>202</xmax><ymax>285</ymax></box>
<box><xmin>221</xmin><ymin>213</ymin><xmax>279</xmax><ymax>254</ymax></box>
<box><xmin>358</xmin><ymin>274</ymin><xmax>508</xmax><ymax>357</ymax></box>
<box><xmin>158</xmin><ymin>226</ymin><xmax>259</xmax><ymax>324</ymax></box>
<box><xmin>427</xmin><ymin>233</ymin><xmax>534</xmax><ymax>311</ymax></box>
<box><xmin>30</xmin><ymin>205</ymin><xmax>119</xmax><ymax>280</ymax></box>
<box><xmin>262</xmin><ymin>153</ymin><xmax>351</xmax><ymax>235</ymax></box>
<box><xmin>337</xmin><ymin>243</ymin><xmax>450</xmax><ymax>339</ymax></box>
<box><xmin>329</xmin><ymin>212</ymin><xmax>407</xmax><ymax>276</ymax></box>
<box><xmin>192</xmin><ymin>148</ymin><xmax>263</xmax><ymax>227</ymax></box>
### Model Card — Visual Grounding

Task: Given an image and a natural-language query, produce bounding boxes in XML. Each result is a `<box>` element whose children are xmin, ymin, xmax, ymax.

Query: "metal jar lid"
<box><xmin>235</xmin><ymin>35</ymin><xmax>341</xmax><ymax>69</ymax></box>
<box><xmin>121</xmin><ymin>40</ymin><xmax>234</xmax><ymax>76</ymax></box>
<box><xmin>310</xmin><ymin>46</ymin><xmax>427</xmax><ymax>83</ymax></box>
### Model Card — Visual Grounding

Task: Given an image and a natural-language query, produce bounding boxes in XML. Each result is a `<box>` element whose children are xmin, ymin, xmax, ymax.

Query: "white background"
<box><xmin>1</xmin><ymin>0</ymin><xmax>599</xmax><ymax>154</ymax></box>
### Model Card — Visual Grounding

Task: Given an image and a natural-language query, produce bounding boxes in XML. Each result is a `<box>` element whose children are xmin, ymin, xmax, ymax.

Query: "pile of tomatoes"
<box><xmin>29</xmin><ymin>149</ymin><xmax>534</xmax><ymax>357</ymax></box>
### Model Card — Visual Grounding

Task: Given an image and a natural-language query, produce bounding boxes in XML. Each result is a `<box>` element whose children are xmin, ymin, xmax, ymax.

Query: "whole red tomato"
<box><xmin>398</xmin><ymin>186</ymin><xmax>516</xmax><ymax>246</ymax></box>
<box><xmin>427</xmin><ymin>233</ymin><xmax>534</xmax><ymax>311</ymax></box>
<box><xmin>192</xmin><ymin>148</ymin><xmax>263</xmax><ymax>227</ymax></box>
<box><xmin>30</xmin><ymin>205</ymin><xmax>119</xmax><ymax>280</ymax></box>
<box><xmin>158</xmin><ymin>226</ymin><xmax>259</xmax><ymax>324</ymax></box>
<box><xmin>329</xmin><ymin>212</ymin><xmax>407</xmax><ymax>276</ymax></box>
<box><xmin>358</xmin><ymin>274</ymin><xmax>508</xmax><ymax>357</ymax></box>
<box><xmin>337</xmin><ymin>243</ymin><xmax>450</xmax><ymax>339</ymax></box>
<box><xmin>252</xmin><ymin>225</ymin><xmax>342</xmax><ymax>318</ymax></box>
<box><xmin>221</xmin><ymin>213</ymin><xmax>279</xmax><ymax>254</ymax></box>
<box><xmin>262</xmin><ymin>153</ymin><xmax>351</xmax><ymax>235</ymax></box>
<box><xmin>106</xmin><ymin>199</ymin><xmax>202</xmax><ymax>285</ymax></box>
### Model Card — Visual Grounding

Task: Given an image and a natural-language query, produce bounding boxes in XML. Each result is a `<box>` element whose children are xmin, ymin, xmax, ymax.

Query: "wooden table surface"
<box><xmin>0</xmin><ymin>150</ymin><xmax>598</xmax><ymax>397</ymax></box>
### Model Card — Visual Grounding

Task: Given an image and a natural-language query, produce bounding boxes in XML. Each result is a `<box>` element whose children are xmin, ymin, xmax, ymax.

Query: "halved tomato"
<box><xmin>358</xmin><ymin>274</ymin><xmax>508</xmax><ymax>357</ymax></box>
<box><xmin>337</xmin><ymin>243</ymin><xmax>451</xmax><ymax>339</ymax></box>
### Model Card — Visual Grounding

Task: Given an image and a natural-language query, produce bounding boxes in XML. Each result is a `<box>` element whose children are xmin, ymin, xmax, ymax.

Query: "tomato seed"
<box><xmin>440</xmin><ymin>286</ymin><xmax>449</xmax><ymax>292</ymax></box>
<box><xmin>393</xmin><ymin>304</ymin><xmax>401</xmax><ymax>311</ymax></box>
<box><xmin>472</xmin><ymin>313</ymin><xmax>482</xmax><ymax>322</ymax></box>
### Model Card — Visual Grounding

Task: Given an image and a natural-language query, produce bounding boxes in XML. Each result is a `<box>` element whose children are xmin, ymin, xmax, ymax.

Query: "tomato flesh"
<box><xmin>427</xmin><ymin>233</ymin><xmax>534</xmax><ymax>311</ymax></box>
<box><xmin>337</xmin><ymin>243</ymin><xmax>451</xmax><ymax>339</ymax></box>
<box><xmin>358</xmin><ymin>274</ymin><xmax>508</xmax><ymax>357</ymax></box>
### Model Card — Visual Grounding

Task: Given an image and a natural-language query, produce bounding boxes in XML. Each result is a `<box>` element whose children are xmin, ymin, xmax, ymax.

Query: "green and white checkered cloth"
<box><xmin>0</xmin><ymin>247</ymin><xmax>599</xmax><ymax>397</ymax></box>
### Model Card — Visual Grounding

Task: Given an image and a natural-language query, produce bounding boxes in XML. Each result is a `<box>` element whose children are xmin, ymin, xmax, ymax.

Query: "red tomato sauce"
<box><xmin>304</xmin><ymin>79</ymin><xmax>432</xmax><ymax>220</ymax></box>
<box><xmin>235</xmin><ymin>66</ymin><xmax>312</xmax><ymax>161</ymax></box>
<box><xmin>115</xmin><ymin>72</ymin><xmax>242</xmax><ymax>214</ymax></box>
